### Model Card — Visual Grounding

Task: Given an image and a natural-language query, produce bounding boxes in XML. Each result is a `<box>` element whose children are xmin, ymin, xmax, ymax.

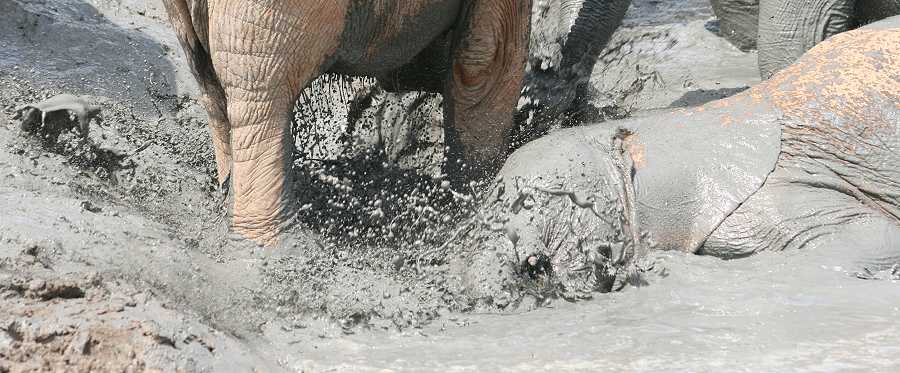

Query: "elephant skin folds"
<box><xmin>162</xmin><ymin>0</ymin><xmax>532</xmax><ymax>246</ymax></box>
<box><xmin>481</xmin><ymin>17</ymin><xmax>900</xmax><ymax>286</ymax></box>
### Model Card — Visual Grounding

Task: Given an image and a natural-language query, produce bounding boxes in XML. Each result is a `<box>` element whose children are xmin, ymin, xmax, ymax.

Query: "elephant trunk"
<box><xmin>516</xmin><ymin>0</ymin><xmax>631</xmax><ymax>145</ymax></box>
<box><xmin>757</xmin><ymin>0</ymin><xmax>857</xmax><ymax>79</ymax></box>
<box><xmin>559</xmin><ymin>0</ymin><xmax>631</xmax><ymax>83</ymax></box>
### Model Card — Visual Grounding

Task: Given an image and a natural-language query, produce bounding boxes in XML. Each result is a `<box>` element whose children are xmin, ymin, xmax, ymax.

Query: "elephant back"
<box><xmin>761</xmin><ymin>20</ymin><xmax>900</xmax><ymax>221</ymax></box>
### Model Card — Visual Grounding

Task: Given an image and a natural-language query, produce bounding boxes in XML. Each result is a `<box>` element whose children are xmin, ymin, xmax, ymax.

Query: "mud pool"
<box><xmin>1</xmin><ymin>0</ymin><xmax>898</xmax><ymax>372</ymax></box>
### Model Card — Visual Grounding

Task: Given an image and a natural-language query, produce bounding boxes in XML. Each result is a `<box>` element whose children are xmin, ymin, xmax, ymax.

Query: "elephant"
<box><xmin>709</xmin><ymin>0</ymin><xmax>759</xmax><ymax>51</ymax></box>
<box><xmin>162</xmin><ymin>0</ymin><xmax>533</xmax><ymax>246</ymax></box>
<box><xmin>516</xmin><ymin>0</ymin><xmax>632</xmax><ymax>141</ymax></box>
<box><xmin>290</xmin><ymin>0</ymin><xmax>633</xmax><ymax>172</ymax></box>
<box><xmin>468</xmin><ymin>16</ymin><xmax>900</xmax><ymax>298</ymax></box>
<box><xmin>710</xmin><ymin>0</ymin><xmax>900</xmax><ymax>78</ymax></box>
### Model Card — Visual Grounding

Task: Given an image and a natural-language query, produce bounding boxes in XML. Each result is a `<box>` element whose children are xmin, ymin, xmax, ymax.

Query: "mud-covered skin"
<box><xmin>709</xmin><ymin>0</ymin><xmax>759</xmax><ymax>51</ymax></box>
<box><xmin>711</xmin><ymin>0</ymin><xmax>900</xmax><ymax>78</ymax></box>
<box><xmin>477</xmin><ymin>18</ymin><xmax>900</xmax><ymax>294</ymax></box>
<box><xmin>704</xmin><ymin>19</ymin><xmax>900</xmax><ymax>261</ymax></box>
<box><xmin>162</xmin><ymin>0</ymin><xmax>531</xmax><ymax>246</ymax></box>
<box><xmin>517</xmin><ymin>0</ymin><xmax>632</xmax><ymax>140</ymax></box>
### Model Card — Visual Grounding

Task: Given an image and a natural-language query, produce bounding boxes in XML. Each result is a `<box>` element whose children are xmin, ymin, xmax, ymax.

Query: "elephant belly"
<box><xmin>331</xmin><ymin>0</ymin><xmax>461</xmax><ymax>75</ymax></box>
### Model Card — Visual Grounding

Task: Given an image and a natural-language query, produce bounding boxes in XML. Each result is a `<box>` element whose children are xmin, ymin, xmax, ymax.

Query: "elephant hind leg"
<box><xmin>209</xmin><ymin>2</ymin><xmax>348</xmax><ymax>246</ymax></box>
<box><xmin>161</xmin><ymin>0</ymin><xmax>231</xmax><ymax>185</ymax></box>
<box><xmin>444</xmin><ymin>0</ymin><xmax>532</xmax><ymax>179</ymax></box>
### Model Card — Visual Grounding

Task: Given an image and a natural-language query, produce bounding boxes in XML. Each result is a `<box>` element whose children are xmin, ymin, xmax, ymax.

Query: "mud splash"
<box><xmin>2</xmin><ymin>0</ymin><xmax>898</xmax><ymax>371</ymax></box>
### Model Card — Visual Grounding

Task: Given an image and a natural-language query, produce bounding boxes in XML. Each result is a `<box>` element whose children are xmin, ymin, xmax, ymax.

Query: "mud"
<box><xmin>2</xmin><ymin>0</ymin><xmax>898</xmax><ymax>372</ymax></box>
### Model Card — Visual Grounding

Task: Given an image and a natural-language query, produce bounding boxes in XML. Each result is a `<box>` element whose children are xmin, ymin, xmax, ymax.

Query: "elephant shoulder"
<box><xmin>623</xmin><ymin>94</ymin><xmax>782</xmax><ymax>252</ymax></box>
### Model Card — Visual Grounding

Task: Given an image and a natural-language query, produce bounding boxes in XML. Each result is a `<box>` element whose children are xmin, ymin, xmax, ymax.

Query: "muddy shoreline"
<box><xmin>3</xmin><ymin>0</ymin><xmax>898</xmax><ymax>372</ymax></box>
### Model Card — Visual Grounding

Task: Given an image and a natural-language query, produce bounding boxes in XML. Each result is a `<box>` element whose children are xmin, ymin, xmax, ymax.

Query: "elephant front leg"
<box><xmin>444</xmin><ymin>0</ymin><xmax>532</xmax><ymax>179</ymax></box>
<box><xmin>209</xmin><ymin>2</ymin><xmax>347</xmax><ymax>246</ymax></box>
<box><xmin>199</xmin><ymin>92</ymin><xmax>232</xmax><ymax>187</ymax></box>
<box><xmin>758</xmin><ymin>0</ymin><xmax>856</xmax><ymax>79</ymax></box>
<box><xmin>227</xmin><ymin>97</ymin><xmax>296</xmax><ymax>245</ymax></box>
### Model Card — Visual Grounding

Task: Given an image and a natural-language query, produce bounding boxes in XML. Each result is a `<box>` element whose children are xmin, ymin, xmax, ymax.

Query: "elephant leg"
<box><xmin>701</xmin><ymin>162</ymin><xmax>900</xmax><ymax>264</ymax></box>
<box><xmin>208</xmin><ymin>2</ymin><xmax>347</xmax><ymax>246</ymax></box>
<box><xmin>710</xmin><ymin>0</ymin><xmax>760</xmax><ymax>51</ymax></box>
<box><xmin>199</xmin><ymin>90</ymin><xmax>231</xmax><ymax>186</ymax></box>
<box><xmin>516</xmin><ymin>0</ymin><xmax>631</xmax><ymax>145</ymax></box>
<box><xmin>160</xmin><ymin>0</ymin><xmax>231</xmax><ymax>185</ymax></box>
<box><xmin>444</xmin><ymin>0</ymin><xmax>532</xmax><ymax>179</ymax></box>
<box><xmin>758</xmin><ymin>0</ymin><xmax>857</xmax><ymax>79</ymax></box>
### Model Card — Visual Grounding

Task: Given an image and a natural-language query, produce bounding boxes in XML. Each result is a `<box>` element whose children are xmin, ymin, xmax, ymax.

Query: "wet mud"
<box><xmin>1</xmin><ymin>0</ymin><xmax>898</xmax><ymax>372</ymax></box>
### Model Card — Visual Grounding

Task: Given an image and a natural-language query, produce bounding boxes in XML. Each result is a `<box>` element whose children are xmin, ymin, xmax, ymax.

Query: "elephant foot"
<box><xmin>231</xmin><ymin>209</ymin><xmax>294</xmax><ymax>247</ymax></box>
<box><xmin>260</xmin><ymin>224</ymin><xmax>321</xmax><ymax>260</ymax></box>
<box><xmin>222</xmin><ymin>219</ymin><xmax>319</xmax><ymax>262</ymax></box>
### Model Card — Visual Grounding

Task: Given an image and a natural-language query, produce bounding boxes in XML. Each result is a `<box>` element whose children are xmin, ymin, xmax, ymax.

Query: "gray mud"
<box><xmin>1</xmin><ymin>0</ymin><xmax>898</xmax><ymax>371</ymax></box>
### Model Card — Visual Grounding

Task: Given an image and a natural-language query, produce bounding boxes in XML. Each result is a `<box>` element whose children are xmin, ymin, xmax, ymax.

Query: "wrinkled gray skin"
<box><xmin>292</xmin><ymin>0</ymin><xmax>633</xmax><ymax>172</ymax></box>
<box><xmin>711</xmin><ymin>0</ymin><xmax>900</xmax><ymax>78</ymax></box>
<box><xmin>516</xmin><ymin>0</ymin><xmax>632</xmax><ymax>141</ymax></box>
<box><xmin>472</xmin><ymin>17</ymin><xmax>900</xmax><ymax>297</ymax></box>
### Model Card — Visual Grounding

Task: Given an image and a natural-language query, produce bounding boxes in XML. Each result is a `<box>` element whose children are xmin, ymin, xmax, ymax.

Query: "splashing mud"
<box><xmin>2</xmin><ymin>0</ymin><xmax>898</xmax><ymax>371</ymax></box>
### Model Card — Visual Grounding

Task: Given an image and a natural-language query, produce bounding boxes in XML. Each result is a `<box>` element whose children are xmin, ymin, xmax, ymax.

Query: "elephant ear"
<box><xmin>620</xmin><ymin>93</ymin><xmax>782</xmax><ymax>252</ymax></box>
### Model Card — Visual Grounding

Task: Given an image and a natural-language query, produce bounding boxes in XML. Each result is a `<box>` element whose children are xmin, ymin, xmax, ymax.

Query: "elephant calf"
<box><xmin>162</xmin><ymin>0</ymin><xmax>531</xmax><ymax>245</ymax></box>
<box><xmin>481</xmin><ymin>16</ymin><xmax>900</xmax><ymax>294</ymax></box>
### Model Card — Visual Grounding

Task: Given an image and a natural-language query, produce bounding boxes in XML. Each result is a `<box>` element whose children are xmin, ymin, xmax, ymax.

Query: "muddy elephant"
<box><xmin>290</xmin><ymin>0</ymin><xmax>633</xmax><ymax>173</ymax></box>
<box><xmin>162</xmin><ymin>0</ymin><xmax>533</xmax><ymax>245</ymax></box>
<box><xmin>710</xmin><ymin>0</ymin><xmax>900</xmax><ymax>78</ymax></box>
<box><xmin>474</xmin><ymin>16</ymin><xmax>900</xmax><ymax>297</ymax></box>
<box><xmin>518</xmin><ymin>0</ymin><xmax>632</xmax><ymax>139</ymax></box>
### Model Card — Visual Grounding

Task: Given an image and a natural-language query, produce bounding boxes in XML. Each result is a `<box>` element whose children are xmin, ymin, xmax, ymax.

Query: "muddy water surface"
<box><xmin>285</xmin><ymin>249</ymin><xmax>900</xmax><ymax>371</ymax></box>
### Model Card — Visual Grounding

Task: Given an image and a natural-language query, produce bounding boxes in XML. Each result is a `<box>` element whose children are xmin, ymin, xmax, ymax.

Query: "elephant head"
<box><xmin>466</xmin><ymin>89</ymin><xmax>782</xmax><ymax>301</ymax></box>
<box><xmin>467</xmin><ymin>125</ymin><xmax>639</xmax><ymax>300</ymax></box>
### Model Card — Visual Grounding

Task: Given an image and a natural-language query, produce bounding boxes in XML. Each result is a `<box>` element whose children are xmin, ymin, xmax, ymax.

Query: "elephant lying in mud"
<box><xmin>474</xmin><ymin>16</ymin><xmax>900</xmax><ymax>296</ymax></box>
<box><xmin>162</xmin><ymin>0</ymin><xmax>533</xmax><ymax>245</ymax></box>
<box><xmin>710</xmin><ymin>0</ymin><xmax>900</xmax><ymax>78</ymax></box>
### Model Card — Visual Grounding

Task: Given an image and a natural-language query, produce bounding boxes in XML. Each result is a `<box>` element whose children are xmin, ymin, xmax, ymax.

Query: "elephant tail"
<box><xmin>161</xmin><ymin>0</ymin><xmax>223</xmax><ymax>94</ymax></box>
